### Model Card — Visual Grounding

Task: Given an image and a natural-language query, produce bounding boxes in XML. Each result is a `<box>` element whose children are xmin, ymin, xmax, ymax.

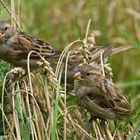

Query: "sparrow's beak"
<box><xmin>74</xmin><ymin>71</ymin><xmax>85</xmax><ymax>81</ymax></box>
<box><xmin>0</xmin><ymin>32</ymin><xmax>5</xmax><ymax>39</ymax></box>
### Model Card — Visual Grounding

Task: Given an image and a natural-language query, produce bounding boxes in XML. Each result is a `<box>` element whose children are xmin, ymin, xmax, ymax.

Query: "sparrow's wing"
<box><xmin>88</xmin><ymin>46</ymin><xmax>112</xmax><ymax>61</ymax></box>
<box><xmin>88</xmin><ymin>45</ymin><xmax>134</xmax><ymax>63</ymax></box>
<box><xmin>7</xmin><ymin>31</ymin><xmax>61</xmax><ymax>59</ymax></box>
<box><xmin>19</xmin><ymin>32</ymin><xmax>61</xmax><ymax>57</ymax></box>
<box><xmin>100</xmin><ymin>80</ymin><xmax>131</xmax><ymax>114</ymax></box>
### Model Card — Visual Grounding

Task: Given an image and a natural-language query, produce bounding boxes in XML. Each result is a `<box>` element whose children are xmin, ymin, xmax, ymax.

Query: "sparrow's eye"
<box><xmin>86</xmin><ymin>73</ymin><xmax>90</xmax><ymax>76</ymax></box>
<box><xmin>4</xmin><ymin>26</ymin><xmax>8</xmax><ymax>31</ymax></box>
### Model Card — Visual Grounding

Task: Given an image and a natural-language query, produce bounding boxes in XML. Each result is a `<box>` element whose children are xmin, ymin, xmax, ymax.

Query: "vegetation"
<box><xmin>0</xmin><ymin>0</ymin><xmax>140</xmax><ymax>139</ymax></box>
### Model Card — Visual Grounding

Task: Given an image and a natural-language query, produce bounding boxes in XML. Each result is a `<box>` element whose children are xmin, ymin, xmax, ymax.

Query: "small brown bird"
<box><xmin>74</xmin><ymin>64</ymin><xmax>131</xmax><ymax>120</ymax></box>
<box><xmin>0</xmin><ymin>21</ymin><xmax>61</xmax><ymax>69</ymax></box>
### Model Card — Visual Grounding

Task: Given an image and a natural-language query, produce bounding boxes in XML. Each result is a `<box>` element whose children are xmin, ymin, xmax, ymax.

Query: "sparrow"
<box><xmin>74</xmin><ymin>64</ymin><xmax>131</xmax><ymax>120</ymax></box>
<box><xmin>0</xmin><ymin>21</ymin><xmax>61</xmax><ymax>69</ymax></box>
<box><xmin>62</xmin><ymin>44</ymin><xmax>134</xmax><ymax>86</ymax></box>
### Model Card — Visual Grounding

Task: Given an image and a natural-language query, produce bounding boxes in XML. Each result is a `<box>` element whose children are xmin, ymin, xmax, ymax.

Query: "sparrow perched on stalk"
<box><xmin>74</xmin><ymin>64</ymin><xmax>131</xmax><ymax>120</ymax></box>
<box><xmin>0</xmin><ymin>21</ymin><xmax>134</xmax><ymax>84</ymax></box>
<box><xmin>0</xmin><ymin>21</ymin><xmax>61</xmax><ymax>69</ymax></box>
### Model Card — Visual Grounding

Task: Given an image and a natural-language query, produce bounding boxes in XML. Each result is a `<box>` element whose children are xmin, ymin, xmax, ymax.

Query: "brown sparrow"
<box><xmin>74</xmin><ymin>64</ymin><xmax>131</xmax><ymax>120</ymax></box>
<box><xmin>64</xmin><ymin>44</ymin><xmax>134</xmax><ymax>86</ymax></box>
<box><xmin>0</xmin><ymin>21</ymin><xmax>61</xmax><ymax>69</ymax></box>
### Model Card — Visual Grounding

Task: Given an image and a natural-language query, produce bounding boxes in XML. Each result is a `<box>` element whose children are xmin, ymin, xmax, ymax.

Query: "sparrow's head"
<box><xmin>74</xmin><ymin>64</ymin><xmax>103</xmax><ymax>84</ymax></box>
<box><xmin>0</xmin><ymin>21</ymin><xmax>16</xmax><ymax>39</ymax></box>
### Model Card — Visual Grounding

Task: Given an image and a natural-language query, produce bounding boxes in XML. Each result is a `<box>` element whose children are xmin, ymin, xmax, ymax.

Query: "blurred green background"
<box><xmin>0</xmin><ymin>0</ymin><xmax>140</xmax><ymax>110</ymax></box>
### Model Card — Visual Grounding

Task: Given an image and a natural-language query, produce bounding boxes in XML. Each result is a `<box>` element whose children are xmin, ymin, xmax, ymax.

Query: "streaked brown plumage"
<box><xmin>74</xmin><ymin>64</ymin><xmax>131</xmax><ymax>120</ymax></box>
<box><xmin>0</xmin><ymin>21</ymin><xmax>61</xmax><ymax>69</ymax></box>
